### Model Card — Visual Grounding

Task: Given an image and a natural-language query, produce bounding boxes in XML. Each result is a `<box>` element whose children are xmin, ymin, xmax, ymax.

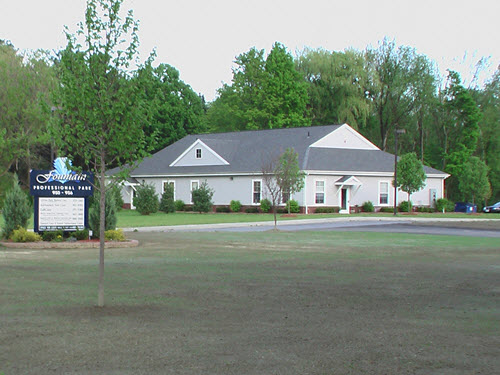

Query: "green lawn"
<box><xmin>115</xmin><ymin>209</ymin><xmax>500</xmax><ymax>228</ymax></box>
<box><xmin>1</xmin><ymin>230</ymin><xmax>499</xmax><ymax>374</ymax></box>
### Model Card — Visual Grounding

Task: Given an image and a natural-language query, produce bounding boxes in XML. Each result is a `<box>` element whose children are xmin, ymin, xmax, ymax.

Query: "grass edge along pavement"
<box><xmin>116</xmin><ymin>210</ymin><xmax>500</xmax><ymax>228</ymax></box>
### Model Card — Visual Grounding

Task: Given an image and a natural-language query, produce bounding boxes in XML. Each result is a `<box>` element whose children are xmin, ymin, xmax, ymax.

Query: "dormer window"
<box><xmin>195</xmin><ymin>148</ymin><xmax>202</xmax><ymax>159</ymax></box>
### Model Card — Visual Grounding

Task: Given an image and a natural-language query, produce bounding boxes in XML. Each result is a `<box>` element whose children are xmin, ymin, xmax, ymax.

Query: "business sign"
<box><xmin>30</xmin><ymin>158</ymin><xmax>93</xmax><ymax>232</ymax></box>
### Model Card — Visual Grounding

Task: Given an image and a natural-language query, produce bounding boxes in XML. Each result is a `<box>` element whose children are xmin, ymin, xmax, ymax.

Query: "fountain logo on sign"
<box><xmin>30</xmin><ymin>158</ymin><xmax>94</xmax><ymax>232</ymax></box>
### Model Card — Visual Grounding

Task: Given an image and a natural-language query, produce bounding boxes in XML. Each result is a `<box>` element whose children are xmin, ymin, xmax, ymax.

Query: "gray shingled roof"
<box><xmin>125</xmin><ymin>125</ymin><xmax>447</xmax><ymax>177</ymax></box>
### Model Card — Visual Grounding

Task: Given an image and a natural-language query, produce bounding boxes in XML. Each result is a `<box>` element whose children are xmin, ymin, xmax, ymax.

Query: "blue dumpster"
<box><xmin>454</xmin><ymin>202</ymin><xmax>477</xmax><ymax>213</ymax></box>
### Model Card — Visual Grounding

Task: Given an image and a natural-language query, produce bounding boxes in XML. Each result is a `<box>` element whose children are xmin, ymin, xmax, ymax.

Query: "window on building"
<box><xmin>190</xmin><ymin>180</ymin><xmax>199</xmax><ymax>203</ymax></box>
<box><xmin>195</xmin><ymin>148</ymin><xmax>202</xmax><ymax>159</ymax></box>
<box><xmin>315</xmin><ymin>180</ymin><xmax>325</xmax><ymax>204</ymax></box>
<box><xmin>281</xmin><ymin>191</ymin><xmax>290</xmax><ymax>204</ymax></box>
<box><xmin>163</xmin><ymin>181</ymin><xmax>175</xmax><ymax>200</ymax></box>
<box><xmin>379</xmin><ymin>181</ymin><xmax>389</xmax><ymax>205</ymax></box>
<box><xmin>252</xmin><ymin>180</ymin><xmax>261</xmax><ymax>204</ymax></box>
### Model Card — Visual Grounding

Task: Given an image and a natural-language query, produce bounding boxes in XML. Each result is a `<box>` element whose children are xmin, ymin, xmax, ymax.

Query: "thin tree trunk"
<box><xmin>97</xmin><ymin>152</ymin><xmax>106</xmax><ymax>307</ymax></box>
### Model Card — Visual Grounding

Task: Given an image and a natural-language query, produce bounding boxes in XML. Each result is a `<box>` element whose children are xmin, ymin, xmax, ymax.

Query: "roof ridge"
<box><xmin>192</xmin><ymin>124</ymin><xmax>342</xmax><ymax>138</ymax></box>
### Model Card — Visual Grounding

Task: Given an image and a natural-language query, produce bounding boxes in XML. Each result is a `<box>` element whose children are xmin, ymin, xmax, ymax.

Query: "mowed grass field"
<box><xmin>1</xmin><ymin>230</ymin><xmax>499</xmax><ymax>374</ymax></box>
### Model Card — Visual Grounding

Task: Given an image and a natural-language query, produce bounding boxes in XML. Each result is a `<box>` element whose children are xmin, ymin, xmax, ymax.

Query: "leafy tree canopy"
<box><xmin>137</xmin><ymin>62</ymin><xmax>207</xmax><ymax>152</ymax></box>
<box><xmin>207</xmin><ymin>42</ymin><xmax>310</xmax><ymax>132</ymax></box>
<box><xmin>395</xmin><ymin>152</ymin><xmax>426</xmax><ymax>210</ymax></box>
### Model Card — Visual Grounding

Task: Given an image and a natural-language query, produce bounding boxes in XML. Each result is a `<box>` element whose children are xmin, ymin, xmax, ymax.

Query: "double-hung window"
<box><xmin>315</xmin><ymin>180</ymin><xmax>325</xmax><ymax>204</ymax></box>
<box><xmin>379</xmin><ymin>181</ymin><xmax>389</xmax><ymax>205</ymax></box>
<box><xmin>195</xmin><ymin>148</ymin><xmax>202</xmax><ymax>159</ymax></box>
<box><xmin>252</xmin><ymin>180</ymin><xmax>262</xmax><ymax>204</ymax></box>
<box><xmin>190</xmin><ymin>180</ymin><xmax>199</xmax><ymax>203</ymax></box>
<box><xmin>163</xmin><ymin>181</ymin><xmax>175</xmax><ymax>200</ymax></box>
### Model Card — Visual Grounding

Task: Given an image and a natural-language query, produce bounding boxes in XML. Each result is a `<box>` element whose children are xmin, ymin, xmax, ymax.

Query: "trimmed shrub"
<box><xmin>183</xmin><ymin>205</ymin><xmax>194</xmax><ymax>212</ymax></box>
<box><xmin>89</xmin><ymin>190</ymin><xmax>117</xmax><ymax>237</ymax></box>
<box><xmin>159</xmin><ymin>183</ymin><xmax>175</xmax><ymax>213</ymax></box>
<box><xmin>286</xmin><ymin>199</ymin><xmax>300</xmax><ymax>213</ymax></box>
<box><xmin>104</xmin><ymin>229</ymin><xmax>126</xmax><ymax>241</ymax></box>
<box><xmin>11</xmin><ymin>228</ymin><xmax>42</xmax><ymax>242</ymax></box>
<box><xmin>314</xmin><ymin>207</ymin><xmax>339</xmax><ymax>214</ymax></box>
<box><xmin>379</xmin><ymin>206</ymin><xmax>394</xmax><ymax>213</ymax></box>
<box><xmin>42</xmin><ymin>230</ymin><xmax>64</xmax><ymax>242</ymax></box>
<box><xmin>174</xmin><ymin>200</ymin><xmax>185</xmax><ymax>211</ymax></box>
<box><xmin>133</xmin><ymin>183</ymin><xmax>159</xmax><ymax>215</ymax></box>
<box><xmin>436</xmin><ymin>198</ymin><xmax>454</xmax><ymax>213</ymax></box>
<box><xmin>192</xmin><ymin>181</ymin><xmax>214</xmax><ymax>213</ymax></box>
<box><xmin>245</xmin><ymin>207</ymin><xmax>259</xmax><ymax>213</ymax></box>
<box><xmin>416</xmin><ymin>206</ymin><xmax>434</xmax><ymax>213</ymax></box>
<box><xmin>230</xmin><ymin>200</ymin><xmax>241</xmax><ymax>212</ymax></box>
<box><xmin>216</xmin><ymin>206</ymin><xmax>231</xmax><ymax>213</ymax></box>
<box><xmin>73</xmin><ymin>229</ymin><xmax>89</xmax><ymax>241</ymax></box>
<box><xmin>2</xmin><ymin>175</ymin><xmax>31</xmax><ymax>239</ymax></box>
<box><xmin>398</xmin><ymin>200</ymin><xmax>413</xmax><ymax>213</ymax></box>
<box><xmin>361</xmin><ymin>201</ymin><xmax>375</xmax><ymax>212</ymax></box>
<box><xmin>260</xmin><ymin>199</ymin><xmax>271</xmax><ymax>213</ymax></box>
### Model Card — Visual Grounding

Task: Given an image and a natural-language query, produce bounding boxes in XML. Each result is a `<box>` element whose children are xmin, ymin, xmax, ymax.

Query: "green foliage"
<box><xmin>296</xmin><ymin>48</ymin><xmax>371</xmax><ymax>128</ymax></box>
<box><xmin>379</xmin><ymin>206</ymin><xmax>394</xmax><ymax>213</ymax></box>
<box><xmin>0</xmin><ymin>42</ymin><xmax>56</xmax><ymax>184</ymax></box>
<box><xmin>245</xmin><ymin>207</ymin><xmax>259</xmax><ymax>213</ymax></box>
<box><xmin>11</xmin><ymin>228</ymin><xmax>41</xmax><ymax>242</ymax></box>
<box><xmin>458</xmin><ymin>156</ymin><xmax>491</xmax><ymax>204</ymax></box>
<box><xmin>275</xmin><ymin>148</ymin><xmax>305</xmax><ymax>214</ymax></box>
<box><xmin>137</xmin><ymin>62</ymin><xmax>207</xmax><ymax>152</ymax></box>
<box><xmin>134</xmin><ymin>183</ymin><xmax>159</xmax><ymax>215</ymax></box>
<box><xmin>73</xmin><ymin>229</ymin><xmax>89</xmax><ymax>241</ymax></box>
<box><xmin>192</xmin><ymin>181</ymin><xmax>214</xmax><ymax>213</ymax></box>
<box><xmin>395</xmin><ymin>152</ymin><xmax>426</xmax><ymax>205</ymax></box>
<box><xmin>174</xmin><ymin>199</ymin><xmax>185</xmax><ymax>212</ymax></box>
<box><xmin>436</xmin><ymin>198</ymin><xmax>454</xmax><ymax>213</ymax></box>
<box><xmin>260</xmin><ymin>199</ymin><xmax>272</xmax><ymax>213</ymax></box>
<box><xmin>41</xmin><ymin>230</ymin><xmax>64</xmax><ymax>242</ymax></box>
<box><xmin>314</xmin><ymin>207</ymin><xmax>339</xmax><ymax>213</ymax></box>
<box><xmin>159</xmin><ymin>183</ymin><xmax>175</xmax><ymax>213</ymax></box>
<box><xmin>286</xmin><ymin>199</ymin><xmax>300</xmax><ymax>213</ymax></box>
<box><xmin>215</xmin><ymin>206</ymin><xmax>231</xmax><ymax>213</ymax></box>
<box><xmin>104</xmin><ymin>229</ymin><xmax>126</xmax><ymax>241</ymax></box>
<box><xmin>364</xmin><ymin>38</ymin><xmax>437</xmax><ymax>151</ymax></box>
<box><xmin>230</xmin><ymin>200</ymin><xmax>241</xmax><ymax>212</ymax></box>
<box><xmin>109</xmin><ymin>184</ymin><xmax>124</xmax><ymax>211</ymax></box>
<box><xmin>2</xmin><ymin>175</ymin><xmax>31</xmax><ymax>239</ymax></box>
<box><xmin>362</xmin><ymin>201</ymin><xmax>375</xmax><ymax>212</ymax></box>
<box><xmin>207</xmin><ymin>42</ymin><xmax>310</xmax><ymax>132</ymax></box>
<box><xmin>474</xmin><ymin>68</ymin><xmax>500</xmax><ymax>201</ymax></box>
<box><xmin>398</xmin><ymin>200</ymin><xmax>413</xmax><ymax>213</ymax></box>
<box><xmin>89</xmin><ymin>190</ymin><xmax>117</xmax><ymax>235</ymax></box>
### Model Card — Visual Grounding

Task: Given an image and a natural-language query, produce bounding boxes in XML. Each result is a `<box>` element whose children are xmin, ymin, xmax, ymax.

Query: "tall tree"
<box><xmin>296</xmin><ymin>48</ymin><xmax>371</xmax><ymax>128</ymax></box>
<box><xmin>52</xmin><ymin>0</ymin><xmax>153</xmax><ymax>307</ymax></box>
<box><xmin>0</xmin><ymin>41</ymin><xmax>56</xmax><ymax>184</ymax></box>
<box><xmin>473</xmin><ymin>67</ymin><xmax>500</xmax><ymax>202</ymax></box>
<box><xmin>207</xmin><ymin>42</ymin><xmax>310</xmax><ymax>132</ymax></box>
<box><xmin>458</xmin><ymin>156</ymin><xmax>491</xmax><ymax>204</ymax></box>
<box><xmin>137</xmin><ymin>62</ymin><xmax>207</xmax><ymax>152</ymax></box>
<box><xmin>364</xmin><ymin>39</ymin><xmax>437</xmax><ymax>152</ymax></box>
<box><xmin>394</xmin><ymin>152</ymin><xmax>426</xmax><ymax>211</ymax></box>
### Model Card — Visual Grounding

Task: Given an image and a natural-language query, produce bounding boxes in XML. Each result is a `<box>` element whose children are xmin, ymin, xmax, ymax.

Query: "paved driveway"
<box><xmin>123</xmin><ymin>218</ymin><xmax>500</xmax><ymax>238</ymax></box>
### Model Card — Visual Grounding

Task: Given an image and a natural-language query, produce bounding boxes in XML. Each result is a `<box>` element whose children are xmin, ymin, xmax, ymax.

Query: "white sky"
<box><xmin>1</xmin><ymin>0</ymin><xmax>499</xmax><ymax>101</ymax></box>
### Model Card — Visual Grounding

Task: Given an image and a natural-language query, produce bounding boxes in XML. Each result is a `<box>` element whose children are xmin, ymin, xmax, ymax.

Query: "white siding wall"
<box><xmin>303</xmin><ymin>173</ymin><xmax>446</xmax><ymax>210</ymax></box>
<box><xmin>126</xmin><ymin>173</ymin><xmax>445</xmax><ymax>210</ymax></box>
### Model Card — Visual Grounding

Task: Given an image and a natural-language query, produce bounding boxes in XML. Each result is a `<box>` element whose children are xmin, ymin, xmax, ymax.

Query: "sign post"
<box><xmin>30</xmin><ymin>158</ymin><xmax>93</xmax><ymax>232</ymax></box>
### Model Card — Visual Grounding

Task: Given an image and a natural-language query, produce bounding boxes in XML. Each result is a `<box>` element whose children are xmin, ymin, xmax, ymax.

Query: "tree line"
<box><xmin>1</xmin><ymin>32</ymin><xmax>498</xmax><ymax>205</ymax></box>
